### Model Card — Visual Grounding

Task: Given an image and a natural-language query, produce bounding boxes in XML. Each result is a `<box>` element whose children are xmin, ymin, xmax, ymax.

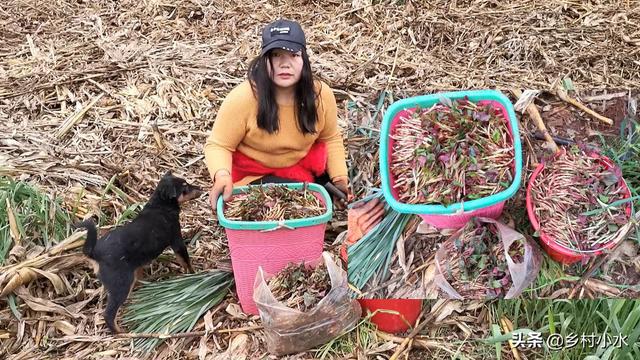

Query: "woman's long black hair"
<box><xmin>247</xmin><ymin>48</ymin><xmax>318</xmax><ymax>134</ymax></box>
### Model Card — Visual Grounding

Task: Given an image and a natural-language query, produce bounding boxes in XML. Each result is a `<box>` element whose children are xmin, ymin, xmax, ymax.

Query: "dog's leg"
<box><xmin>101</xmin><ymin>268</ymin><xmax>134</xmax><ymax>334</ymax></box>
<box><xmin>171</xmin><ymin>238</ymin><xmax>194</xmax><ymax>274</ymax></box>
<box><xmin>134</xmin><ymin>267</ymin><xmax>144</xmax><ymax>282</ymax></box>
<box><xmin>132</xmin><ymin>267</ymin><xmax>144</xmax><ymax>289</ymax></box>
<box><xmin>87</xmin><ymin>258</ymin><xmax>100</xmax><ymax>276</ymax></box>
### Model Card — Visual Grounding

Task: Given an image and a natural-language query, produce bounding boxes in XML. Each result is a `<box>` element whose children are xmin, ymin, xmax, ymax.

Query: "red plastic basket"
<box><xmin>526</xmin><ymin>150</ymin><xmax>633</xmax><ymax>264</ymax></box>
<box><xmin>357</xmin><ymin>299</ymin><xmax>423</xmax><ymax>334</ymax></box>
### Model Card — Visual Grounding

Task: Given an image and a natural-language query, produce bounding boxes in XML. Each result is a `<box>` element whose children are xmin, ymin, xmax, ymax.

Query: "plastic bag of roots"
<box><xmin>253</xmin><ymin>252</ymin><xmax>362</xmax><ymax>356</ymax></box>
<box><xmin>434</xmin><ymin>217</ymin><xmax>542</xmax><ymax>299</ymax></box>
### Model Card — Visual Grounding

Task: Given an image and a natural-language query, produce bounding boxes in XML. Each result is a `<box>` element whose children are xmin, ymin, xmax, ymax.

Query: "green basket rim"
<box><xmin>216</xmin><ymin>182</ymin><xmax>333</xmax><ymax>230</ymax></box>
<box><xmin>379</xmin><ymin>89</ymin><xmax>523</xmax><ymax>215</ymax></box>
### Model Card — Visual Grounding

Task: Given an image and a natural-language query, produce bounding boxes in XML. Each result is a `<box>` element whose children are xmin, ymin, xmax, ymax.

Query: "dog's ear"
<box><xmin>163</xmin><ymin>170</ymin><xmax>173</xmax><ymax>178</ymax></box>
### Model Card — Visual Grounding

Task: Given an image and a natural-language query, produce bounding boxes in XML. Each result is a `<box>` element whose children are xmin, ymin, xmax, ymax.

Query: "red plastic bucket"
<box><xmin>526</xmin><ymin>150</ymin><xmax>633</xmax><ymax>264</ymax></box>
<box><xmin>357</xmin><ymin>299</ymin><xmax>423</xmax><ymax>334</ymax></box>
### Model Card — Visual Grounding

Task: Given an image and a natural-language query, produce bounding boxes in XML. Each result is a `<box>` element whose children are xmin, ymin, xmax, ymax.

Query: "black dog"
<box><xmin>76</xmin><ymin>171</ymin><xmax>203</xmax><ymax>333</ymax></box>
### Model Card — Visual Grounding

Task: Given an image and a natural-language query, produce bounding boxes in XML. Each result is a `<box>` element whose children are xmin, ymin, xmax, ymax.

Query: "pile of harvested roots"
<box><xmin>390</xmin><ymin>98</ymin><xmax>514</xmax><ymax>205</ymax></box>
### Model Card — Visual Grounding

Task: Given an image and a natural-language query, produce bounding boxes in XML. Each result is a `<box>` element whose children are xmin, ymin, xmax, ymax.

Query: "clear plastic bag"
<box><xmin>253</xmin><ymin>252</ymin><xmax>362</xmax><ymax>356</ymax></box>
<box><xmin>434</xmin><ymin>217</ymin><xmax>542</xmax><ymax>299</ymax></box>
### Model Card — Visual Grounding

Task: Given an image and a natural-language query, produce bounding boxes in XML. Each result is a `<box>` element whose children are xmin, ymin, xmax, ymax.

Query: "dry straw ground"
<box><xmin>1</xmin><ymin>0</ymin><xmax>640</xmax><ymax>359</ymax></box>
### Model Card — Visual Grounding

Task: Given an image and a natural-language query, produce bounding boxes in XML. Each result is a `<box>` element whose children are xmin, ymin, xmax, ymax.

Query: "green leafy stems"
<box><xmin>390</xmin><ymin>98</ymin><xmax>514</xmax><ymax>206</ymax></box>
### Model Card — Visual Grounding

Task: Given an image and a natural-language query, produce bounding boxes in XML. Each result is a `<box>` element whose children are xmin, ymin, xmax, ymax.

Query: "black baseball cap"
<box><xmin>261</xmin><ymin>19</ymin><xmax>306</xmax><ymax>56</ymax></box>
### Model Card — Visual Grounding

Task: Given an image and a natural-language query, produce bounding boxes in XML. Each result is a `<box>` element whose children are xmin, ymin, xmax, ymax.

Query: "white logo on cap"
<box><xmin>271</xmin><ymin>26</ymin><xmax>290</xmax><ymax>34</ymax></box>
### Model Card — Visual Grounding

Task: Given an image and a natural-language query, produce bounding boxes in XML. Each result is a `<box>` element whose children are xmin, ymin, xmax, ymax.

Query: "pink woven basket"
<box><xmin>226</xmin><ymin>225</ymin><xmax>326</xmax><ymax>314</ymax></box>
<box><xmin>217</xmin><ymin>183</ymin><xmax>332</xmax><ymax>315</ymax></box>
<box><xmin>418</xmin><ymin>202</ymin><xmax>505</xmax><ymax>229</ymax></box>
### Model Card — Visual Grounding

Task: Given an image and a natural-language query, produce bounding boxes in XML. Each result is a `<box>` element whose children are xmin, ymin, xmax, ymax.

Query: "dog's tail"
<box><xmin>75</xmin><ymin>218</ymin><xmax>98</xmax><ymax>258</ymax></box>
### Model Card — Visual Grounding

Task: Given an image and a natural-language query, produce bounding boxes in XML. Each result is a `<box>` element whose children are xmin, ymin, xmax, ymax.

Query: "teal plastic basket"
<box><xmin>217</xmin><ymin>182</ymin><xmax>333</xmax><ymax>230</ymax></box>
<box><xmin>380</xmin><ymin>90</ymin><xmax>523</xmax><ymax>215</ymax></box>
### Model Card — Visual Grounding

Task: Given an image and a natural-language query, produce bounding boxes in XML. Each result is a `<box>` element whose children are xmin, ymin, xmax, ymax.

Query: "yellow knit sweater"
<box><xmin>204</xmin><ymin>80</ymin><xmax>348</xmax><ymax>186</ymax></box>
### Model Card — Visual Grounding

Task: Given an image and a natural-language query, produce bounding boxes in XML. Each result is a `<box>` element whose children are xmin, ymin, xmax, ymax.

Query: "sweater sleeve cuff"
<box><xmin>326</xmin><ymin>157</ymin><xmax>348</xmax><ymax>180</ymax></box>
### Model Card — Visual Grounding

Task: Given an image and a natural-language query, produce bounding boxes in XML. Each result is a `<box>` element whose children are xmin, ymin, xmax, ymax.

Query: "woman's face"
<box><xmin>267</xmin><ymin>49</ymin><xmax>303</xmax><ymax>89</ymax></box>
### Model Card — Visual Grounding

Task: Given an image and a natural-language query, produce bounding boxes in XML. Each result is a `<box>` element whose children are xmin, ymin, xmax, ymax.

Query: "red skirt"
<box><xmin>231</xmin><ymin>142</ymin><xmax>327</xmax><ymax>183</ymax></box>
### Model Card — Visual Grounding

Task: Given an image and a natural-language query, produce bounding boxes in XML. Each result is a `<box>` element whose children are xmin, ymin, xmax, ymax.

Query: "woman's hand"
<box><xmin>331</xmin><ymin>176</ymin><xmax>351</xmax><ymax>209</ymax></box>
<box><xmin>347</xmin><ymin>197</ymin><xmax>385</xmax><ymax>243</ymax></box>
<box><xmin>209</xmin><ymin>169</ymin><xmax>233</xmax><ymax>209</ymax></box>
